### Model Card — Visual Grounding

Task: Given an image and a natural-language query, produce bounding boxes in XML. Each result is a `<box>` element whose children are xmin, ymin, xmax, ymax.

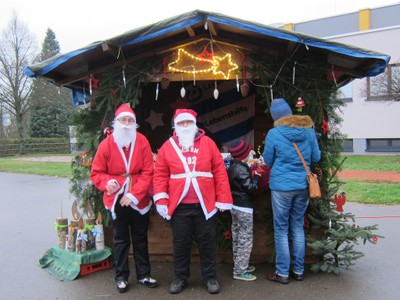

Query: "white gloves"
<box><xmin>156</xmin><ymin>205</ymin><xmax>168</xmax><ymax>219</ymax></box>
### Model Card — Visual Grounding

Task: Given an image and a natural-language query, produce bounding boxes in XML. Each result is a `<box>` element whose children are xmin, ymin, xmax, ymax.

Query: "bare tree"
<box><xmin>0</xmin><ymin>11</ymin><xmax>38</xmax><ymax>153</ymax></box>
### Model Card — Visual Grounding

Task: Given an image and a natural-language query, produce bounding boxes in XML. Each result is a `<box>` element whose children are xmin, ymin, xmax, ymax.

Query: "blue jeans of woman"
<box><xmin>271</xmin><ymin>189</ymin><xmax>309</xmax><ymax>277</ymax></box>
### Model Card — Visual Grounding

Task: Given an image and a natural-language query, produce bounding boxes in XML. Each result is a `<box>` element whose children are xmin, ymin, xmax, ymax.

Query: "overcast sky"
<box><xmin>1</xmin><ymin>0</ymin><xmax>399</xmax><ymax>53</ymax></box>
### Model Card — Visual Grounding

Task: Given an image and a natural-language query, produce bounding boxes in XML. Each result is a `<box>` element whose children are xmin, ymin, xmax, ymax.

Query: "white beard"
<box><xmin>113</xmin><ymin>121</ymin><xmax>136</xmax><ymax>148</ymax></box>
<box><xmin>175</xmin><ymin>124</ymin><xmax>198</xmax><ymax>150</ymax></box>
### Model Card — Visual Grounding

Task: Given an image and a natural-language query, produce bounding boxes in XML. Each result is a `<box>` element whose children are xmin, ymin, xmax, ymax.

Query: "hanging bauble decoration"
<box><xmin>161</xmin><ymin>58</ymin><xmax>170</xmax><ymax>89</ymax></box>
<box><xmin>334</xmin><ymin>192</ymin><xmax>346</xmax><ymax>212</ymax></box>
<box><xmin>240</xmin><ymin>80</ymin><xmax>250</xmax><ymax>97</ymax></box>
<box><xmin>236</xmin><ymin>74</ymin><xmax>240</xmax><ymax>92</ymax></box>
<box><xmin>313</xmin><ymin>165</ymin><xmax>323</xmax><ymax>181</ymax></box>
<box><xmin>155</xmin><ymin>79</ymin><xmax>160</xmax><ymax>101</ymax></box>
<box><xmin>161</xmin><ymin>77</ymin><xmax>170</xmax><ymax>90</ymax></box>
<box><xmin>213</xmin><ymin>81</ymin><xmax>219</xmax><ymax>99</ymax></box>
<box><xmin>180</xmin><ymin>86</ymin><xmax>186</xmax><ymax>98</ymax></box>
<box><xmin>295</xmin><ymin>97</ymin><xmax>305</xmax><ymax>112</ymax></box>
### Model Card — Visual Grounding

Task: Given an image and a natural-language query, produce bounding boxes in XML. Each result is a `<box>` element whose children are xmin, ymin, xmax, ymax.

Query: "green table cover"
<box><xmin>39</xmin><ymin>246</ymin><xmax>113</xmax><ymax>281</ymax></box>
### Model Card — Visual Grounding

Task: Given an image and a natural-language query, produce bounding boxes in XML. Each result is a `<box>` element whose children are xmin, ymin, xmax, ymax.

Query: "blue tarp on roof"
<box><xmin>24</xmin><ymin>10</ymin><xmax>390</xmax><ymax>84</ymax></box>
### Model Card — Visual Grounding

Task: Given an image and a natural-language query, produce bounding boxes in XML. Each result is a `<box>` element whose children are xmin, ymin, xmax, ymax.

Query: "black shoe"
<box><xmin>266</xmin><ymin>271</ymin><xmax>289</xmax><ymax>284</ymax></box>
<box><xmin>138</xmin><ymin>277</ymin><xmax>159</xmax><ymax>288</ymax></box>
<box><xmin>290</xmin><ymin>271</ymin><xmax>304</xmax><ymax>281</ymax></box>
<box><xmin>170</xmin><ymin>278</ymin><xmax>186</xmax><ymax>294</ymax></box>
<box><xmin>206</xmin><ymin>278</ymin><xmax>220</xmax><ymax>294</ymax></box>
<box><xmin>115</xmin><ymin>280</ymin><xmax>128</xmax><ymax>293</ymax></box>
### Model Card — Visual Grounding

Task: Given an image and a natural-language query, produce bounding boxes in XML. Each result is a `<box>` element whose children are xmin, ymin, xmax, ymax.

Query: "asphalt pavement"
<box><xmin>1</xmin><ymin>172</ymin><xmax>399</xmax><ymax>300</ymax></box>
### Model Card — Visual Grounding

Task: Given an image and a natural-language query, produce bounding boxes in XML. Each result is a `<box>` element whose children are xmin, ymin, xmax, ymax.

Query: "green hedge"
<box><xmin>0</xmin><ymin>137</ymin><xmax>70</xmax><ymax>156</ymax></box>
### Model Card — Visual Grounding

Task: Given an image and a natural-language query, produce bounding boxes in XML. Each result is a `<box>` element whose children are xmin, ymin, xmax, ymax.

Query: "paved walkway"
<box><xmin>1</xmin><ymin>172</ymin><xmax>399</xmax><ymax>300</ymax></box>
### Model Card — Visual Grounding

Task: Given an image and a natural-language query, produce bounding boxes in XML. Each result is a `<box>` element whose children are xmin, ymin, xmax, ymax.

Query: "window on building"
<box><xmin>366</xmin><ymin>139</ymin><xmax>400</xmax><ymax>152</ymax></box>
<box><xmin>342</xmin><ymin>139</ymin><xmax>353</xmax><ymax>152</ymax></box>
<box><xmin>336</xmin><ymin>82</ymin><xmax>353</xmax><ymax>102</ymax></box>
<box><xmin>367</xmin><ymin>64</ymin><xmax>400</xmax><ymax>100</ymax></box>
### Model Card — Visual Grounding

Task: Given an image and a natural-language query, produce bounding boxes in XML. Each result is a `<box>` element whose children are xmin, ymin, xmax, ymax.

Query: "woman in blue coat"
<box><xmin>263</xmin><ymin>98</ymin><xmax>320</xmax><ymax>284</ymax></box>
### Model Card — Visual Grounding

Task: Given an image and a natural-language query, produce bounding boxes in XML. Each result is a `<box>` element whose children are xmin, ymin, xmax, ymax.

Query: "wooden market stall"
<box><xmin>25</xmin><ymin>10</ymin><xmax>389</xmax><ymax>265</ymax></box>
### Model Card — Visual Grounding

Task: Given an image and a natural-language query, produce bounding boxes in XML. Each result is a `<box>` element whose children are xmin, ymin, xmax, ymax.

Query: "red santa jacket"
<box><xmin>90</xmin><ymin>132</ymin><xmax>153</xmax><ymax>217</ymax></box>
<box><xmin>153</xmin><ymin>129</ymin><xmax>233</xmax><ymax>220</ymax></box>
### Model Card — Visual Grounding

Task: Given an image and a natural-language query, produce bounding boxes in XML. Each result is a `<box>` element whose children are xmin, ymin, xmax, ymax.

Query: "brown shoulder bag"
<box><xmin>293</xmin><ymin>142</ymin><xmax>321</xmax><ymax>200</ymax></box>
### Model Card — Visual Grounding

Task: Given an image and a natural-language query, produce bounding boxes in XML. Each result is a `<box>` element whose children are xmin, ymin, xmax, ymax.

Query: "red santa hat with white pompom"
<box><xmin>173</xmin><ymin>109</ymin><xmax>197</xmax><ymax>126</ymax></box>
<box><xmin>114</xmin><ymin>103</ymin><xmax>136</xmax><ymax>122</ymax></box>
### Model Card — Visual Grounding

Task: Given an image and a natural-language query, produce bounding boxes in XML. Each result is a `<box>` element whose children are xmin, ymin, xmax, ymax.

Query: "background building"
<box><xmin>283</xmin><ymin>3</ymin><xmax>400</xmax><ymax>155</ymax></box>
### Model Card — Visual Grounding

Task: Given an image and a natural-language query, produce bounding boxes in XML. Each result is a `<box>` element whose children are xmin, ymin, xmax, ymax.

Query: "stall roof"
<box><xmin>24</xmin><ymin>10</ymin><xmax>390</xmax><ymax>90</ymax></box>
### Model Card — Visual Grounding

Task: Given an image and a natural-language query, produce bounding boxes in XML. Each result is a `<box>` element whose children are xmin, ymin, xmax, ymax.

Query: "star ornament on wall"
<box><xmin>145</xmin><ymin>110</ymin><xmax>164</xmax><ymax>130</ymax></box>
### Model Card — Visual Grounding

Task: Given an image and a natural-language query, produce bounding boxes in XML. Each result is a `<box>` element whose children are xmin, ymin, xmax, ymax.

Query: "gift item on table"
<box><xmin>55</xmin><ymin>217</ymin><xmax>68</xmax><ymax>249</ymax></box>
<box><xmin>76</xmin><ymin>229</ymin><xmax>87</xmax><ymax>254</ymax></box>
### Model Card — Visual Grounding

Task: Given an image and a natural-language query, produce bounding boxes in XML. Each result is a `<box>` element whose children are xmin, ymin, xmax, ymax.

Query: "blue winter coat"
<box><xmin>262</xmin><ymin>115</ymin><xmax>321</xmax><ymax>191</ymax></box>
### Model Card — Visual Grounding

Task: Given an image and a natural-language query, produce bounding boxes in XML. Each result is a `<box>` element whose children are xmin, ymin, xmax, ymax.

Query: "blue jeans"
<box><xmin>271</xmin><ymin>189</ymin><xmax>309</xmax><ymax>277</ymax></box>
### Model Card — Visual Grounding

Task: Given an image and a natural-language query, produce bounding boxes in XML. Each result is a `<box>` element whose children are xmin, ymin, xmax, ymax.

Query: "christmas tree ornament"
<box><xmin>240</xmin><ymin>80</ymin><xmax>250</xmax><ymax>97</ymax></box>
<box><xmin>122</xmin><ymin>65</ymin><xmax>126</xmax><ymax>88</ymax></box>
<box><xmin>236</xmin><ymin>74</ymin><xmax>240</xmax><ymax>92</ymax></box>
<box><xmin>295</xmin><ymin>97</ymin><xmax>305</xmax><ymax>112</ymax></box>
<box><xmin>161</xmin><ymin>77</ymin><xmax>170</xmax><ymax>89</ymax></box>
<box><xmin>334</xmin><ymin>192</ymin><xmax>347</xmax><ymax>212</ymax></box>
<box><xmin>213</xmin><ymin>80</ymin><xmax>219</xmax><ymax>99</ymax></box>
<box><xmin>161</xmin><ymin>58</ymin><xmax>170</xmax><ymax>89</ymax></box>
<box><xmin>86</xmin><ymin>74</ymin><xmax>99</xmax><ymax>95</ymax></box>
<box><xmin>180</xmin><ymin>79</ymin><xmax>186</xmax><ymax>98</ymax></box>
<box><xmin>155</xmin><ymin>78</ymin><xmax>159</xmax><ymax>100</ymax></box>
<box><xmin>292</xmin><ymin>61</ymin><xmax>297</xmax><ymax>84</ymax></box>
<box><xmin>313</xmin><ymin>165</ymin><xmax>323</xmax><ymax>181</ymax></box>
<box><xmin>321</xmin><ymin>118</ymin><xmax>330</xmax><ymax>135</ymax></box>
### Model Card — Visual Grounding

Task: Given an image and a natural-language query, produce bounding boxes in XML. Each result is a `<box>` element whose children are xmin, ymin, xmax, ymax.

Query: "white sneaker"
<box><xmin>115</xmin><ymin>280</ymin><xmax>128</xmax><ymax>293</ymax></box>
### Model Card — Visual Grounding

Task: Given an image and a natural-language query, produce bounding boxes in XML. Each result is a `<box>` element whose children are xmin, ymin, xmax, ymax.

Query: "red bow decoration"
<box><xmin>334</xmin><ymin>192</ymin><xmax>346</xmax><ymax>212</ymax></box>
<box><xmin>103</xmin><ymin>127</ymin><xmax>113</xmax><ymax>138</ymax></box>
<box><xmin>224</xmin><ymin>229</ymin><xmax>232</xmax><ymax>241</ymax></box>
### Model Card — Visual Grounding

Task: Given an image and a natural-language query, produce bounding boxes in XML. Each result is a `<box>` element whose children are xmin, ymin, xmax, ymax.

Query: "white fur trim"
<box><xmin>174</xmin><ymin>113</ymin><xmax>196</xmax><ymax>125</ymax></box>
<box><xmin>116</xmin><ymin>112</ymin><xmax>136</xmax><ymax>122</ymax></box>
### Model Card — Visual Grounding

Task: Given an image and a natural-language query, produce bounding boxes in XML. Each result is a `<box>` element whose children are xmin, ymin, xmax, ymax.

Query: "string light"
<box><xmin>168</xmin><ymin>48</ymin><xmax>239</xmax><ymax>80</ymax></box>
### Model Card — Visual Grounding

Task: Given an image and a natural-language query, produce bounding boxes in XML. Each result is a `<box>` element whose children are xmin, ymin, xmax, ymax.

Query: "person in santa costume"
<box><xmin>90</xmin><ymin>103</ymin><xmax>158</xmax><ymax>293</ymax></box>
<box><xmin>153</xmin><ymin>108</ymin><xmax>233</xmax><ymax>295</ymax></box>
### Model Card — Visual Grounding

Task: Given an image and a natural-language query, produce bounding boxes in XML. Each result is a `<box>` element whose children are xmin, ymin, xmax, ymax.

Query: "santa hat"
<box><xmin>229</xmin><ymin>139</ymin><xmax>252</xmax><ymax>161</ymax></box>
<box><xmin>173</xmin><ymin>109</ymin><xmax>197</xmax><ymax>126</ymax></box>
<box><xmin>114</xmin><ymin>103</ymin><xmax>136</xmax><ymax>122</ymax></box>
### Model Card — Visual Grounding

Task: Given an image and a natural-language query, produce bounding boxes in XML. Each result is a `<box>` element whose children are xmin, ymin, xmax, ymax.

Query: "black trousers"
<box><xmin>170</xmin><ymin>204</ymin><xmax>217</xmax><ymax>282</ymax></box>
<box><xmin>112</xmin><ymin>202</ymin><xmax>151</xmax><ymax>282</ymax></box>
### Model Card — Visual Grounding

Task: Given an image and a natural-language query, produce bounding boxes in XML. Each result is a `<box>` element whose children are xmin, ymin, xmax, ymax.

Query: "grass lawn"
<box><xmin>1</xmin><ymin>154</ymin><xmax>399</xmax><ymax>204</ymax></box>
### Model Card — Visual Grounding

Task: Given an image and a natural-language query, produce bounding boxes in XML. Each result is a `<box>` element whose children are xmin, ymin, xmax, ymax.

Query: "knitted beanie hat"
<box><xmin>270</xmin><ymin>98</ymin><xmax>292</xmax><ymax>121</ymax></box>
<box><xmin>229</xmin><ymin>139</ymin><xmax>252</xmax><ymax>161</ymax></box>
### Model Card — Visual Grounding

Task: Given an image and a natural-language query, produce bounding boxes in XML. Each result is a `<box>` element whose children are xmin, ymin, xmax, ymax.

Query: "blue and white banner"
<box><xmin>184</xmin><ymin>80</ymin><xmax>254</xmax><ymax>148</ymax></box>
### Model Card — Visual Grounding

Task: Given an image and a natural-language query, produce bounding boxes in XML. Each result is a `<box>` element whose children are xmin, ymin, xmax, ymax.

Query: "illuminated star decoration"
<box><xmin>321</xmin><ymin>117</ymin><xmax>330</xmax><ymax>135</ymax></box>
<box><xmin>168</xmin><ymin>48</ymin><xmax>238</xmax><ymax>80</ymax></box>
